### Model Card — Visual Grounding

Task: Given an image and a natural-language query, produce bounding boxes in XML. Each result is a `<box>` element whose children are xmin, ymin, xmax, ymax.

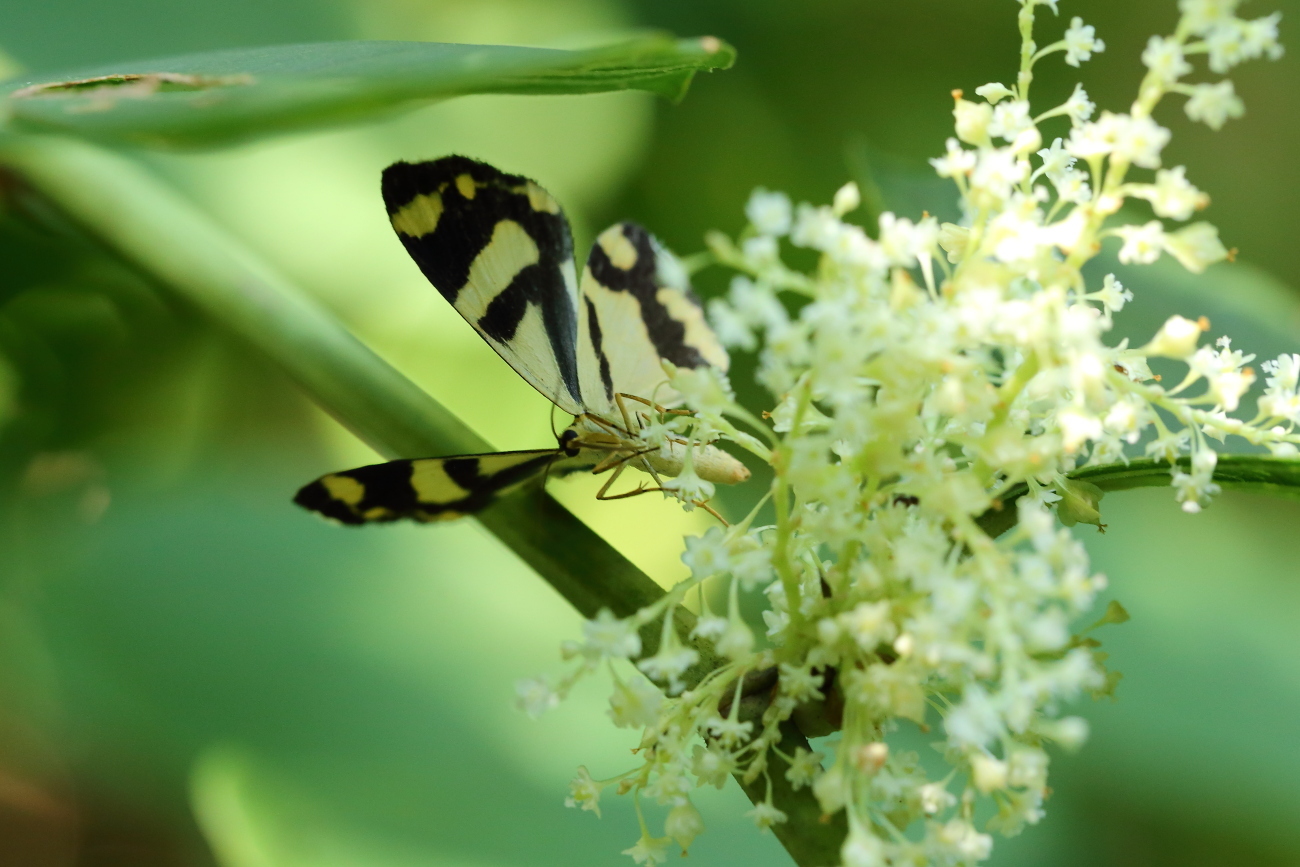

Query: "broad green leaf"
<box><xmin>979</xmin><ymin>455</ymin><xmax>1300</xmax><ymax>537</ymax></box>
<box><xmin>2</xmin><ymin>36</ymin><xmax>735</xmax><ymax>149</ymax></box>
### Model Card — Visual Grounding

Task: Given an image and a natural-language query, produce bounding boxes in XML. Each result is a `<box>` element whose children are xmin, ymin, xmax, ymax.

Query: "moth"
<box><xmin>294</xmin><ymin>156</ymin><xmax>749</xmax><ymax>525</ymax></box>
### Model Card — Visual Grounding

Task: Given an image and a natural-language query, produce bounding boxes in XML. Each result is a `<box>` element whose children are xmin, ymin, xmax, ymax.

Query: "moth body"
<box><xmin>562</xmin><ymin>414</ymin><xmax>750</xmax><ymax>486</ymax></box>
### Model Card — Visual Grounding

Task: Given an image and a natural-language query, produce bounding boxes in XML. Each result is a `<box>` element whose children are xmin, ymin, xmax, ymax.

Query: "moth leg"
<box><xmin>576</xmin><ymin>411</ymin><xmax>633</xmax><ymax>439</ymax></box>
<box><xmin>595</xmin><ymin>476</ymin><xmax>730</xmax><ymax>524</ymax></box>
<box><xmin>614</xmin><ymin>450</ymin><xmax>731</xmax><ymax>526</ymax></box>
<box><xmin>614</xmin><ymin>392</ymin><xmax>640</xmax><ymax>436</ymax></box>
<box><xmin>595</xmin><ymin>463</ymin><xmax>643</xmax><ymax>499</ymax></box>
<box><xmin>615</xmin><ymin>392</ymin><xmax>694</xmax><ymax>417</ymax></box>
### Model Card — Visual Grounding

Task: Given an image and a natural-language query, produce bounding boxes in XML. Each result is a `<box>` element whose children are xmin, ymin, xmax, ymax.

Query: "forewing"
<box><xmin>383</xmin><ymin>156</ymin><xmax>585</xmax><ymax>415</ymax></box>
<box><xmin>578</xmin><ymin>222</ymin><xmax>729</xmax><ymax>412</ymax></box>
<box><xmin>294</xmin><ymin>450</ymin><xmax>560</xmax><ymax>524</ymax></box>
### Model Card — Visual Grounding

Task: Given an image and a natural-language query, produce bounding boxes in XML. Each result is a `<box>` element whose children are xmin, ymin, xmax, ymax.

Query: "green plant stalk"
<box><xmin>0</xmin><ymin>133</ymin><xmax>840</xmax><ymax>866</ymax></box>
<box><xmin>976</xmin><ymin>454</ymin><xmax>1300</xmax><ymax>537</ymax></box>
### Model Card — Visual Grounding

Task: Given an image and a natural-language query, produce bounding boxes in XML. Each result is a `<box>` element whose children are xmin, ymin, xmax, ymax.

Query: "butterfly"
<box><xmin>294</xmin><ymin>155</ymin><xmax>749</xmax><ymax>525</ymax></box>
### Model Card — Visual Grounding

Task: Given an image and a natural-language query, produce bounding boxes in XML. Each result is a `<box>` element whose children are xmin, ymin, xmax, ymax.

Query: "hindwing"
<box><xmin>294</xmin><ymin>450</ymin><xmax>561</xmax><ymax>524</ymax></box>
<box><xmin>383</xmin><ymin>156</ymin><xmax>587</xmax><ymax>415</ymax></box>
<box><xmin>578</xmin><ymin>222</ymin><xmax>729</xmax><ymax>413</ymax></box>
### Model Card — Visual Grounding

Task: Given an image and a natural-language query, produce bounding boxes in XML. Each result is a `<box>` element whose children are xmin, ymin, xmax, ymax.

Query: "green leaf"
<box><xmin>2</xmin><ymin>36</ymin><xmax>735</xmax><ymax>149</ymax></box>
<box><xmin>978</xmin><ymin>455</ymin><xmax>1300</xmax><ymax>537</ymax></box>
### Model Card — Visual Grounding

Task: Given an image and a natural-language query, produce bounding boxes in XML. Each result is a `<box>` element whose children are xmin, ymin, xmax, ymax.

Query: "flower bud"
<box><xmin>953</xmin><ymin>94</ymin><xmax>993</xmax><ymax>146</ymax></box>
<box><xmin>1144</xmin><ymin>314</ymin><xmax>1207</xmax><ymax>359</ymax></box>
<box><xmin>833</xmin><ymin>181</ymin><xmax>862</xmax><ymax>216</ymax></box>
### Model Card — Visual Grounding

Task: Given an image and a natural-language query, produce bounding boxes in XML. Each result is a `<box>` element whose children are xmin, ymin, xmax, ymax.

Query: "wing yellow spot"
<box><xmin>455</xmin><ymin>173</ymin><xmax>477</xmax><ymax>200</ymax></box>
<box><xmin>410</xmin><ymin>459</ymin><xmax>469</xmax><ymax>504</ymax></box>
<box><xmin>321</xmin><ymin>474</ymin><xmax>366</xmax><ymax>506</ymax></box>
<box><xmin>459</xmin><ymin>220</ymin><xmax>541</xmax><ymax>323</ymax></box>
<box><xmin>596</xmin><ymin>225</ymin><xmax>639</xmax><ymax>270</ymax></box>
<box><xmin>657</xmin><ymin>287</ymin><xmax>730</xmax><ymax>371</ymax></box>
<box><xmin>526</xmin><ymin>181</ymin><xmax>562</xmax><ymax>214</ymax></box>
<box><xmin>390</xmin><ymin>192</ymin><xmax>444</xmax><ymax>238</ymax></box>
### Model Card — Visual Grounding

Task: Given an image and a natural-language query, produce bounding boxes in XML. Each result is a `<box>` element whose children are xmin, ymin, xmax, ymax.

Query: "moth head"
<box><xmin>559</xmin><ymin>427</ymin><xmax>582</xmax><ymax>457</ymax></box>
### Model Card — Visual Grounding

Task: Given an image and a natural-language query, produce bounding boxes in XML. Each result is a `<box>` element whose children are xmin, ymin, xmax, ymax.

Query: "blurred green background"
<box><xmin>1</xmin><ymin>1</ymin><xmax>1299</xmax><ymax>865</ymax></box>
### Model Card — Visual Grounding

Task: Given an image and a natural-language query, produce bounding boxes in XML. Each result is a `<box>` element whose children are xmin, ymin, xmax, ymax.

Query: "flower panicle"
<box><xmin>525</xmin><ymin>2</ymin><xmax>1288</xmax><ymax>864</ymax></box>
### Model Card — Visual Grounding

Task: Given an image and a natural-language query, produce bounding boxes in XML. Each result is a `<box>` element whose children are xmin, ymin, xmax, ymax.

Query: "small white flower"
<box><xmin>931</xmin><ymin>137</ymin><xmax>976</xmax><ymax>179</ymax></box>
<box><xmin>841</xmin><ymin>824</ymin><xmax>887</xmax><ymax>867</ymax></box>
<box><xmin>878</xmin><ymin>212</ymin><xmax>939</xmax><ymax>267</ymax></box>
<box><xmin>691</xmin><ymin>745</ymin><xmax>737</xmax><ymax>789</ymax></box>
<box><xmin>989</xmin><ymin>99</ymin><xmax>1034</xmax><ymax>142</ymax></box>
<box><xmin>1041</xmin><ymin>715</ymin><xmax>1091</xmax><ymax>750</ymax></box>
<box><xmin>1057</xmin><ymin>408</ymin><xmax>1103</xmax><ymax>452</ymax></box>
<box><xmin>622</xmin><ymin>833</ymin><xmax>672</xmax><ymax>866</ymax></box>
<box><xmin>708</xmin><ymin>298</ymin><xmax>757</xmax><ymax>351</ymax></box>
<box><xmin>1185</xmin><ymin>80</ymin><xmax>1246</xmax><ymax>130</ymax></box>
<box><xmin>583</xmin><ymin>608</ymin><xmax>642</xmax><ymax>659</ymax></box>
<box><xmin>1036</xmin><ymin>137</ymin><xmax>1075</xmax><ymax>180</ymax></box>
<box><xmin>1142</xmin><ymin>35</ymin><xmax>1192</xmax><ymax>82</ymax></box>
<box><xmin>789</xmin><ymin>203</ymin><xmax>839</xmax><ymax>251</ymax></box>
<box><xmin>1243</xmin><ymin>13</ymin><xmax>1285</xmax><ymax>62</ymax></box>
<box><xmin>919</xmin><ymin>782</ymin><xmax>958</xmax><ymax>815</ymax></box>
<box><xmin>662</xmin><ymin>463</ymin><xmax>715</xmax><ymax>507</ymax></box>
<box><xmin>664</xmin><ymin>802</ymin><xmax>705</xmax><ymax>850</ymax></box>
<box><xmin>636</xmin><ymin>643</ymin><xmax>698</xmax><ymax>694</ymax></box>
<box><xmin>746</xmin><ymin>188</ymin><xmax>793</xmax><ymax>235</ymax></box>
<box><xmin>666</xmin><ymin>360</ymin><xmax>734</xmax><ymax>416</ymax></box>
<box><xmin>1063</xmin><ymin>17</ymin><xmax>1106</xmax><ymax>67</ymax></box>
<box><xmin>938</xmin><ymin>819</ymin><xmax>993</xmax><ymax>861</ymax></box>
<box><xmin>971</xmin><ymin>753</ymin><xmax>1009</xmax><ymax>792</ymax></box>
<box><xmin>785</xmin><ymin>747</ymin><xmax>824</xmax><ymax>789</ymax></box>
<box><xmin>1207</xmin><ymin>13</ymin><xmax>1283</xmax><ymax>73</ymax></box>
<box><xmin>727</xmin><ymin>276</ymin><xmax>788</xmax><ymax>332</ymax></box>
<box><xmin>1062</xmin><ymin>82</ymin><xmax>1096</xmax><ymax>123</ymax></box>
<box><xmin>682</xmin><ymin>526</ymin><xmax>732</xmax><ymax>578</ymax></box>
<box><xmin>1113</xmin><ymin>114</ymin><xmax>1171</xmax><ymax>169</ymax></box>
<box><xmin>716</xmin><ymin>617</ymin><xmax>755</xmax><ymax>659</ymax></box>
<box><xmin>841</xmin><ymin>600</ymin><xmax>897</xmax><ymax>650</ymax></box>
<box><xmin>1262</xmin><ymin>354</ymin><xmax>1300</xmax><ymax>394</ymax></box>
<box><xmin>1065</xmin><ymin>116</ymin><xmax>1115</xmax><ymax>160</ymax></box>
<box><xmin>565</xmin><ymin>765</ymin><xmax>604</xmax><ymax>816</ymax></box>
<box><xmin>970</xmin><ymin>148</ymin><xmax>1029</xmax><ymax>203</ymax></box>
<box><xmin>1116</xmin><ymin>220</ymin><xmax>1167</xmax><ymax>265</ymax></box>
<box><xmin>1138</xmin><ymin>166</ymin><xmax>1209</xmax><ymax>221</ymax></box>
<box><xmin>745</xmin><ymin>801</ymin><xmax>788</xmax><ymax>832</ymax></box>
<box><xmin>515</xmin><ymin>676</ymin><xmax>560</xmax><ymax>718</ymax></box>
<box><xmin>1094</xmin><ymin>273</ymin><xmax>1133</xmax><ymax>313</ymax></box>
<box><xmin>1008</xmin><ymin>747</ymin><xmax>1050</xmax><ymax>789</ymax></box>
<box><xmin>607</xmin><ymin>674</ymin><xmax>663</xmax><ymax>728</ymax></box>
<box><xmin>945</xmin><ymin>686</ymin><xmax>1003</xmax><ymax>748</ymax></box>
<box><xmin>1179</xmin><ymin>0</ymin><xmax>1241</xmax><ymax>36</ymax></box>
<box><xmin>690</xmin><ymin>614</ymin><xmax>728</xmax><ymax>641</ymax></box>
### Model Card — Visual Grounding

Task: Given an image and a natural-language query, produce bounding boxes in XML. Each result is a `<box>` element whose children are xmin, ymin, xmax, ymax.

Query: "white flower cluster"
<box><xmin>528</xmin><ymin>2</ymin><xmax>1291</xmax><ymax>865</ymax></box>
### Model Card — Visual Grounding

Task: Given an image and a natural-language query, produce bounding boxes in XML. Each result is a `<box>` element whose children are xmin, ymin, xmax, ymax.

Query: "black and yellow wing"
<box><xmin>578</xmin><ymin>222</ymin><xmax>729</xmax><ymax>414</ymax></box>
<box><xmin>294</xmin><ymin>450</ymin><xmax>561</xmax><ymax>525</ymax></box>
<box><xmin>382</xmin><ymin>156</ymin><xmax>598</xmax><ymax>416</ymax></box>
<box><xmin>298</xmin><ymin>159</ymin><xmax>734</xmax><ymax>528</ymax></box>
